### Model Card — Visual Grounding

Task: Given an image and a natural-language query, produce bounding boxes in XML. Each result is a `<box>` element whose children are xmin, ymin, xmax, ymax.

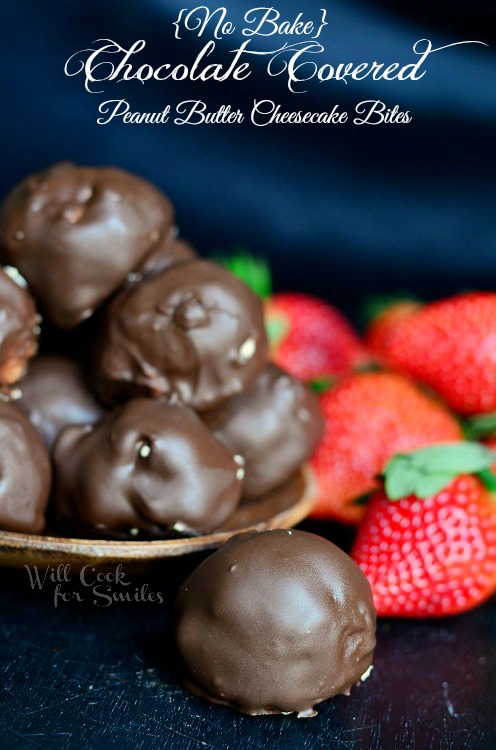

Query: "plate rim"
<box><xmin>0</xmin><ymin>465</ymin><xmax>316</xmax><ymax>563</ymax></box>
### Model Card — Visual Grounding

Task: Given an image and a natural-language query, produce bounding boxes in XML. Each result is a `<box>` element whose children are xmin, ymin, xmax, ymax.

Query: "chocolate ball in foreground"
<box><xmin>0</xmin><ymin>266</ymin><xmax>40</xmax><ymax>394</ymax></box>
<box><xmin>94</xmin><ymin>260</ymin><xmax>268</xmax><ymax>410</ymax></box>
<box><xmin>53</xmin><ymin>398</ymin><xmax>244</xmax><ymax>536</ymax></box>
<box><xmin>0</xmin><ymin>401</ymin><xmax>51</xmax><ymax>533</ymax></box>
<box><xmin>0</xmin><ymin>162</ymin><xmax>174</xmax><ymax>329</ymax></box>
<box><xmin>175</xmin><ymin>529</ymin><xmax>376</xmax><ymax>717</ymax></box>
<box><xmin>18</xmin><ymin>355</ymin><xmax>105</xmax><ymax>450</ymax></box>
<box><xmin>204</xmin><ymin>364</ymin><xmax>324</xmax><ymax>499</ymax></box>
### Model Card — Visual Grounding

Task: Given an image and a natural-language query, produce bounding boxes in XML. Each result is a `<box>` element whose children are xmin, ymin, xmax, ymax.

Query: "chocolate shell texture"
<box><xmin>175</xmin><ymin>529</ymin><xmax>376</xmax><ymax>717</ymax></box>
<box><xmin>0</xmin><ymin>401</ymin><xmax>51</xmax><ymax>533</ymax></box>
<box><xmin>53</xmin><ymin>398</ymin><xmax>243</xmax><ymax>536</ymax></box>
<box><xmin>18</xmin><ymin>355</ymin><xmax>105</xmax><ymax>450</ymax></box>
<box><xmin>134</xmin><ymin>230</ymin><xmax>197</xmax><ymax>280</ymax></box>
<box><xmin>94</xmin><ymin>260</ymin><xmax>268</xmax><ymax>410</ymax></box>
<box><xmin>0</xmin><ymin>265</ymin><xmax>40</xmax><ymax>393</ymax></box>
<box><xmin>0</xmin><ymin>162</ymin><xmax>174</xmax><ymax>329</ymax></box>
<box><xmin>205</xmin><ymin>364</ymin><xmax>325</xmax><ymax>499</ymax></box>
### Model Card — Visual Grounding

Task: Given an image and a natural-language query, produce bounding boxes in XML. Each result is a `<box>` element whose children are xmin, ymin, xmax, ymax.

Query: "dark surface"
<box><xmin>1</xmin><ymin>521</ymin><xmax>496</xmax><ymax>750</ymax></box>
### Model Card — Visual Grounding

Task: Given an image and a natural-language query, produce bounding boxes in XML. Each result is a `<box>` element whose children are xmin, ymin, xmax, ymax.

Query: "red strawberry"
<box><xmin>365</xmin><ymin>298</ymin><xmax>420</xmax><ymax>364</ymax></box>
<box><xmin>366</xmin><ymin>292</ymin><xmax>496</xmax><ymax>415</ymax></box>
<box><xmin>352</xmin><ymin>443</ymin><xmax>496</xmax><ymax>617</ymax></box>
<box><xmin>217</xmin><ymin>253</ymin><xmax>369</xmax><ymax>382</ymax></box>
<box><xmin>310</xmin><ymin>371</ymin><xmax>463</xmax><ymax>525</ymax></box>
<box><xmin>265</xmin><ymin>293</ymin><xmax>369</xmax><ymax>382</ymax></box>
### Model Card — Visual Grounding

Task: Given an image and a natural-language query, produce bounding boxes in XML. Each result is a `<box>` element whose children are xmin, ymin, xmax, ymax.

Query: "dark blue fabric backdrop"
<box><xmin>1</xmin><ymin>0</ymin><xmax>494</xmax><ymax>315</ymax></box>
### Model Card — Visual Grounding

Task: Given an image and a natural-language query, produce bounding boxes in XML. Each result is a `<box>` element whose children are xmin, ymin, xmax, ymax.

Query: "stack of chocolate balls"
<box><xmin>0</xmin><ymin>161</ymin><xmax>324</xmax><ymax>538</ymax></box>
<box><xmin>0</xmin><ymin>162</ymin><xmax>376</xmax><ymax>718</ymax></box>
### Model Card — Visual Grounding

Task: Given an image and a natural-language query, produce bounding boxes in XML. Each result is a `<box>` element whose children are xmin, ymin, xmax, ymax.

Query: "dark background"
<box><xmin>1</xmin><ymin>2</ymin><xmax>496</xmax><ymax>748</ymax></box>
<box><xmin>0</xmin><ymin>0</ymin><xmax>495</xmax><ymax>314</ymax></box>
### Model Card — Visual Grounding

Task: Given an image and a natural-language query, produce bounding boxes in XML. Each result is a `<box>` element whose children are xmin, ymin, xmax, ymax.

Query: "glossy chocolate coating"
<box><xmin>0</xmin><ymin>266</ymin><xmax>40</xmax><ymax>394</ymax></box>
<box><xmin>53</xmin><ymin>398</ymin><xmax>243</xmax><ymax>536</ymax></box>
<box><xmin>18</xmin><ymin>355</ymin><xmax>105</xmax><ymax>450</ymax></box>
<box><xmin>134</xmin><ymin>230</ymin><xmax>197</xmax><ymax>279</ymax></box>
<box><xmin>0</xmin><ymin>162</ymin><xmax>174</xmax><ymax>329</ymax></box>
<box><xmin>94</xmin><ymin>260</ymin><xmax>268</xmax><ymax>411</ymax></box>
<box><xmin>176</xmin><ymin>529</ymin><xmax>376</xmax><ymax>717</ymax></box>
<box><xmin>205</xmin><ymin>364</ymin><xmax>324</xmax><ymax>499</ymax></box>
<box><xmin>0</xmin><ymin>401</ymin><xmax>51</xmax><ymax>533</ymax></box>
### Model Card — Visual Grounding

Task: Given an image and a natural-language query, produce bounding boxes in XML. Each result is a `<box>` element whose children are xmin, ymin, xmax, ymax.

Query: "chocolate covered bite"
<box><xmin>53</xmin><ymin>398</ymin><xmax>244</xmax><ymax>537</ymax></box>
<box><xmin>176</xmin><ymin>529</ymin><xmax>376</xmax><ymax>717</ymax></box>
<box><xmin>0</xmin><ymin>266</ymin><xmax>40</xmax><ymax>395</ymax></box>
<box><xmin>204</xmin><ymin>364</ymin><xmax>324</xmax><ymax>499</ymax></box>
<box><xmin>134</xmin><ymin>231</ymin><xmax>197</xmax><ymax>280</ymax></box>
<box><xmin>18</xmin><ymin>355</ymin><xmax>105</xmax><ymax>450</ymax></box>
<box><xmin>94</xmin><ymin>260</ymin><xmax>268</xmax><ymax>411</ymax></box>
<box><xmin>0</xmin><ymin>162</ymin><xmax>174</xmax><ymax>329</ymax></box>
<box><xmin>0</xmin><ymin>401</ymin><xmax>51</xmax><ymax>533</ymax></box>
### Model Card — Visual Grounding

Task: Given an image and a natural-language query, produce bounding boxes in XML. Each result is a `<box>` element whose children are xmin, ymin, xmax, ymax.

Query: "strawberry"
<box><xmin>217</xmin><ymin>253</ymin><xmax>369</xmax><ymax>382</ymax></box>
<box><xmin>365</xmin><ymin>297</ymin><xmax>420</xmax><ymax>364</ymax></box>
<box><xmin>265</xmin><ymin>293</ymin><xmax>369</xmax><ymax>382</ymax></box>
<box><xmin>366</xmin><ymin>292</ymin><xmax>496</xmax><ymax>415</ymax></box>
<box><xmin>351</xmin><ymin>442</ymin><xmax>496</xmax><ymax>617</ymax></box>
<box><xmin>309</xmin><ymin>371</ymin><xmax>463</xmax><ymax>525</ymax></box>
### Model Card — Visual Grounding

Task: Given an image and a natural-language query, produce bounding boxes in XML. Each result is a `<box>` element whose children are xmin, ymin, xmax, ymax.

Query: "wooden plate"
<box><xmin>0</xmin><ymin>466</ymin><xmax>316</xmax><ymax>569</ymax></box>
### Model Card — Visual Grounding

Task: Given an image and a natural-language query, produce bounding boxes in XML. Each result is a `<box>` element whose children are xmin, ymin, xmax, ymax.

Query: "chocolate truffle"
<box><xmin>176</xmin><ymin>529</ymin><xmax>376</xmax><ymax>717</ymax></box>
<box><xmin>94</xmin><ymin>260</ymin><xmax>268</xmax><ymax>411</ymax></box>
<box><xmin>0</xmin><ymin>401</ymin><xmax>51</xmax><ymax>533</ymax></box>
<box><xmin>204</xmin><ymin>364</ymin><xmax>324</xmax><ymax>499</ymax></box>
<box><xmin>134</xmin><ymin>231</ymin><xmax>197</xmax><ymax>280</ymax></box>
<box><xmin>53</xmin><ymin>398</ymin><xmax>244</xmax><ymax>536</ymax></box>
<box><xmin>0</xmin><ymin>162</ymin><xmax>174</xmax><ymax>329</ymax></box>
<box><xmin>18</xmin><ymin>355</ymin><xmax>105</xmax><ymax>450</ymax></box>
<box><xmin>0</xmin><ymin>266</ymin><xmax>40</xmax><ymax>395</ymax></box>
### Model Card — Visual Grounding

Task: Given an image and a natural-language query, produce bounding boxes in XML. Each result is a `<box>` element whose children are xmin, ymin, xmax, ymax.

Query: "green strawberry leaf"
<box><xmin>477</xmin><ymin>468</ymin><xmax>496</xmax><ymax>491</ymax></box>
<box><xmin>464</xmin><ymin>412</ymin><xmax>496</xmax><ymax>440</ymax></box>
<box><xmin>214</xmin><ymin>250</ymin><xmax>272</xmax><ymax>299</ymax></box>
<box><xmin>384</xmin><ymin>456</ymin><xmax>418</xmax><ymax>500</ymax></box>
<box><xmin>353</xmin><ymin>491</ymin><xmax>375</xmax><ymax>506</ymax></box>
<box><xmin>354</xmin><ymin>361</ymin><xmax>382</xmax><ymax>374</ymax></box>
<box><xmin>309</xmin><ymin>376</ymin><xmax>337</xmax><ymax>394</ymax></box>
<box><xmin>361</xmin><ymin>293</ymin><xmax>420</xmax><ymax>326</ymax></box>
<box><xmin>265</xmin><ymin>315</ymin><xmax>288</xmax><ymax>346</ymax></box>
<box><xmin>408</xmin><ymin>442</ymin><xmax>496</xmax><ymax>474</ymax></box>
<box><xmin>412</xmin><ymin>472</ymin><xmax>460</xmax><ymax>499</ymax></box>
<box><xmin>383</xmin><ymin>442</ymin><xmax>496</xmax><ymax>501</ymax></box>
